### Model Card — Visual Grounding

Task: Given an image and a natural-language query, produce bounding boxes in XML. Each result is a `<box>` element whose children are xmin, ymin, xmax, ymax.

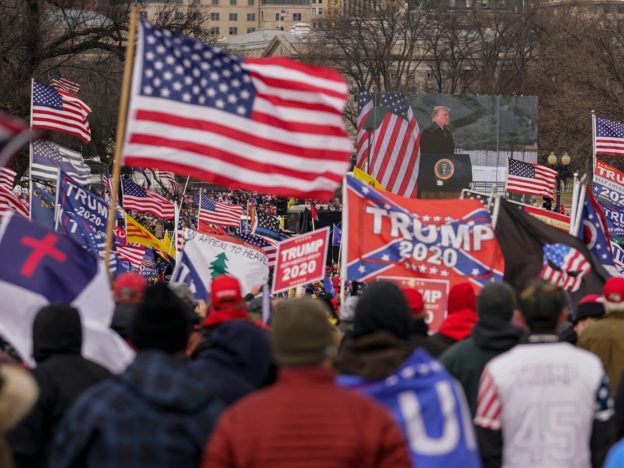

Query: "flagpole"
<box><xmin>339</xmin><ymin>176</ymin><xmax>348</xmax><ymax>318</ymax></box>
<box><xmin>29</xmin><ymin>79</ymin><xmax>34</xmax><ymax>221</ymax></box>
<box><xmin>573</xmin><ymin>184</ymin><xmax>587</xmax><ymax>237</ymax></box>
<box><xmin>591</xmin><ymin>110</ymin><xmax>597</xmax><ymax>175</ymax></box>
<box><xmin>54</xmin><ymin>171</ymin><xmax>61</xmax><ymax>232</ymax></box>
<box><xmin>104</xmin><ymin>6</ymin><xmax>138</xmax><ymax>280</ymax></box>
<box><xmin>171</xmin><ymin>202</ymin><xmax>178</xmax><ymax>256</ymax></box>
<box><xmin>569</xmin><ymin>172</ymin><xmax>580</xmax><ymax>235</ymax></box>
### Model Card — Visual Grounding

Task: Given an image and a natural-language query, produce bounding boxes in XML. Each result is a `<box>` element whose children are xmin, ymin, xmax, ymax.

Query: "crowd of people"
<box><xmin>0</xmin><ymin>268</ymin><xmax>623</xmax><ymax>467</ymax></box>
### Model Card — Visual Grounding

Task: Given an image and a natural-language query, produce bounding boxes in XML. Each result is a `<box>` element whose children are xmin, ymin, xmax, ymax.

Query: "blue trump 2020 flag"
<box><xmin>338</xmin><ymin>349</ymin><xmax>480</xmax><ymax>468</ymax></box>
<box><xmin>0</xmin><ymin>214</ymin><xmax>133</xmax><ymax>372</ymax></box>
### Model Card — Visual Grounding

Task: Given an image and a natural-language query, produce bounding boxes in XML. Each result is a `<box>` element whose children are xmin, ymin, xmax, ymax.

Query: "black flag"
<box><xmin>495</xmin><ymin>198</ymin><xmax>609</xmax><ymax>303</ymax></box>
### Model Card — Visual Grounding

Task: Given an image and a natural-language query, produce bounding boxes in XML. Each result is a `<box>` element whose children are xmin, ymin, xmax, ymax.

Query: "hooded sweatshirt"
<box><xmin>8</xmin><ymin>305</ymin><xmax>111</xmax><ymax>468</ymax></box>
<box><xmin>431</xmin><ymin>282</ymin><xmax>477</xmax><ymax>351</ymax></box>
<box><xmin>189</xmin><ymin>321</ymin><xmax>272</xmax><ymax>406</ymax></box>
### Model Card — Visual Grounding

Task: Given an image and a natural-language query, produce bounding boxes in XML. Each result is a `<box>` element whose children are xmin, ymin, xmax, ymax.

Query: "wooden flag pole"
<box><xmin>104</xmin><ymin>6</ymin><xmax>138</xmax><ymax>280</ymax></box>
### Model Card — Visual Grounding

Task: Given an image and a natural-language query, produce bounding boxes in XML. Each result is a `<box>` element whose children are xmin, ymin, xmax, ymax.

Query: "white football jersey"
<box><xmin>475</xmin><ymin>340</ymin><xmax>613</xmax><ymax>468</ymax></box>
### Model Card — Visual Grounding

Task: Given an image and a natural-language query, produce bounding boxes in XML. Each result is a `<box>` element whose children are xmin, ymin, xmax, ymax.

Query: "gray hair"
<box><xmin>432</xmin><ymin>106</ymin><xmax>450</xmax><ymax>118</ymax></box>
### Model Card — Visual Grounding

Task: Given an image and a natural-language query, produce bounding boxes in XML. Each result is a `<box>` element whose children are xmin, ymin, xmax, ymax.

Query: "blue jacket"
<box><xmin>189</xmin><ymin>320</ymin><xmax>272</xmax><ymax>406</ymax></box>
<box><xmin>49</xmin><ymin>351</ymin><xmax>224</xmax><ymax>468</ymax></box>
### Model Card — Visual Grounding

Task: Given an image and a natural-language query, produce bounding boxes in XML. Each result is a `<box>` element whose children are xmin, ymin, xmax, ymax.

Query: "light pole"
<box><xmin>547</xmin><ymin>151</ymin><xmax>572</xmax><ymax>213</ymax></box>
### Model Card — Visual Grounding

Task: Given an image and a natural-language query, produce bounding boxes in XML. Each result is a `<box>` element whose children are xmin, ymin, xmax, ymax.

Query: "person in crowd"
<box><xmin>403</xmin><ymin>287</ymin><xmax>447</xmax><ymax>357</ymax></box>
<box><xmin>560</xmin><ymin>294</ymin><xmax>606</xmax><ymax>345</ymax></box>
<box><xmin>169</xmin><ymin>282</ymin><xmax>202</xmax><ymax>327</ymax></box>
<box><xmin>189</xmin><ymin>320</ymin><xmax>272</xmax><ymax>406</ymax></box>
<box><xmin>578</xmin><ymin>277</ymin><xmax>624</xmax><ymax>394</ymax></box>
<box><xmin>48</xmin><ymin>285</ymin><xmax>224</xmax><ymax>468</ymax></box>
<box><xmin>474</xmin><ymin>279</ymin><xmax>614</xmax><ymax>468</ymax></box>
<box><xmin>0</xmin><ymin>365</ymin><xmax>38</xmax><ymax>468</ymax></box>
<box><xmin>430</xmin><ymin>281</ymin><xmax>478</xmax><ymax>352</ymax></box>
<box><xmin>8</xmin><ymin>305</ymin><xmax>111</xmax><ymax>468</ymax></box>
<box><xmin>203</xmin><ymin>298</ymin><xmax>411</xmax><ymax>468</ymax></box>
<box><xmin>110</xmin><ymin>272</ymin><xmax>147</xmax><ymax>340</ymax></box>
<box><xmin>187</xmin><ymin>275</ymin><xmax>259</xmax><ymax>357</ymax></box>
<box><xmin>440</xmin><ymin>282</ymin><xmax>522</xmax><ymax>416</ymax></box>
<box><xmin>334</xmin><ymin>281</ymin><xmax>480</xmax><ymax>467</ymax></box>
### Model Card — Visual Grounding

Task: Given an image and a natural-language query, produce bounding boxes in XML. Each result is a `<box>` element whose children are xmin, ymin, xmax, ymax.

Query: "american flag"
<box><xmin>116</xmin><ymin>243</ymin><xmax>146</xmax><ymax>269</ymax></box>
<box><xmin>49</xmin><ymin>72</ymin><xmax>81</xmax><ymax>95</ymax></box>
<box><xmin>155</xmin><ymin>169</ymin><xmax>177</xmax><ymax>191</ymax></box>
<box><xmin>239</xmin><ymin>231</ymin><xmax>278</xmax><ymax>267</ymax></box>
<box><xmin>506</xmin><ymin>159</ymin><xmax>557</xmax><ymax>199</ymax></box>
<box><xmin>31</xmin><ymin>140</ymin><xmax>91</xmax><ymax>185</ymax></box>
<box><xmin>355</xmin><ymin>92</ymin><xmax>373</xmax><ymax>169</ymax></box>
<box><xmin>122</xmin><ymin>177</ymin><xmax>175</xmax><ymax>219</ymax></box>
<box><xmin>195</xmin><ymin>193</ymin><xmax>243</xmax><ymax>227</ymax></box>
<box><xmin>595</xmin><ymin>116</ymin><xmax>624</xmax><ymax>157</ymax></box>
<box><xmin>368</xmin><ymin>93</ymin><xmax>420</xmax><ymax>197</ymax></box>
<box><xmin>0</xmin><ymin>168</ymin><xmax>16</xmax><ymax>190</ymax></box>
<box><xmin>0</xmin><ymin>186</ymin><xmax>29</xmax><ymax>218</ymax></box>
<box><xmin>540</xmin><ymin>243</ymin><xmax>591</xmax><ymax>292</ymax></box>
<box><xmin>0</xmin><ymin>112</ymin><xmax>30</xmax><ymax>166</ymax></box>
<box><xmin>121</xmin><ymin>21</ymin><xmax>352</xmax><ymax>201</ymax></box>
<box><xmin>474</xmin><ymin>367</ymin><xmax>502</xmax><ymax>431</ymax></box>
<box><xmin>102</xmin><ymin>172</ymin><xmax>112</xmax><ymax>195</ymax></box>
<box><xmin>31</xmin><ymin>81</ymin><xmax>91</xmax><ymax>143</ymax></box>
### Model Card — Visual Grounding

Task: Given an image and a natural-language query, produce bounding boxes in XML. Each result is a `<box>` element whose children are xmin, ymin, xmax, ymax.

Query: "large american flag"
<box><xmin>595</xmin><ymin>116</ymin><xmax>624</xmax><ymax>157</ymax></box>
<box><xmin>121</xmin><ymin>21</ymin><xmax>352</xmax><ymax>201</ymax></box>
<box><xmin>31</xmin><ymin>140</ymin><xmax>91</xmax><ymax>185</ymax></box>
<box><xmin>122</xmin><ymin>177</ymin><xmax>175</xmax><ymax>219</ymax></box>
<box><xmin>355</xmin><ymin>92</ymin><xmax>374</xmax><ymax>170</ymax></box>
<box><xmin>539</xmin><ymin>243</ymin><xmax>591</xmax><ymax>292</ymax></box>
<box><xmin>506</xmin><ymin>159</ymin><xmax>557</xmax><ymax>199</ymax></box>
<box><xmin>368</xmin><ymin>93</ymin><xmax>420</xmax><ymax>197</ymax></box>
<box><xmin>195</xmin><ymin>193</ymin><xmax>243</xmax><ymax>227</ymax></box>
<box><xmin>31</xmin><ymin>81</ymin><xmax>91</xmax><ymax>143</ymax></box>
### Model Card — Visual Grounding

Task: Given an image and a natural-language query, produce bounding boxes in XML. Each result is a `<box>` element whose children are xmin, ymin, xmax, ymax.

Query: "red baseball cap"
<box><xmin>113</xmin><ymin>272</ymin><xmax>147</xmax><ymax>304</ymax></box>
<box><xmin>211</xmin><ymin>274</ymin><xmax>243</xmax><ymax>310</ymax></box>
<box><xmin>402</xmin><ymin>287</ymin><xmax>424</xmax><ymax>317</ymax></box>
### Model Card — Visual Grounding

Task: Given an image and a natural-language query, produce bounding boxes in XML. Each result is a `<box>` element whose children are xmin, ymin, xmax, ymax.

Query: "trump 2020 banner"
<box><xmin>593</xmin><ymin>160</ymin><xmax>624</xmax><ymax>242</ymax></box>
<box><xmin>57</xmin><ymin>171</ymin><xmax>108</xmax><ymax>257</ymax></box>
<box><xmin>343</xmin><ymin>176</ymin><xmax>504</xmax><ymax>329</ymax></box>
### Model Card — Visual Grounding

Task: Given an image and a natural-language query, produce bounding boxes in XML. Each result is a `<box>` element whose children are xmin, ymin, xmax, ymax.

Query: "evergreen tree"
<box><xmin>209</xmin><ymin>252</ymin><xmax>229</xmax><ymax>279</ymax></box>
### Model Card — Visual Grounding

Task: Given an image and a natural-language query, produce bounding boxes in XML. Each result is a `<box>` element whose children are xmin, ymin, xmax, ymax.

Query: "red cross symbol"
<box><xmin>20</xmin><ymin>234</ymin><xmax>67</xmax><ymax>277</ymax></box>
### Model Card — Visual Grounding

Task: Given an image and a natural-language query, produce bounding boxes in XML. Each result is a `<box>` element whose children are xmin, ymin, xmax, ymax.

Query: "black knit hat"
<box><xmin>353</xmin><ymin>281</ymin><xmax>411</xmax><ymax>340</ymax></box>
<box><xmin>130</xmin><ymin>284</ymin><xmax>191</xmax><ymax>354</ymax></box>
<box><xmin>477</xmin><ymin>282</ymin><xmax>516</xmax><ymax>323</ymax></box>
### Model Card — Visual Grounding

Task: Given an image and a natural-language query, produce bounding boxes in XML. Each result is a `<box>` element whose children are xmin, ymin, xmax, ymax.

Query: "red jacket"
<box><xmin>203</xmin><ymin>367</ymin><xmax>411</xmax><ymax>468</ymax></box>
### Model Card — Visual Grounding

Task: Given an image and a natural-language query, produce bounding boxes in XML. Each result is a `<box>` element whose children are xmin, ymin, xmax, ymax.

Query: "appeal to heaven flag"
<box><xmin>122</xmin><ymin>20</ymin><xmax>352</xmax><ymax>200</ymax></box>
<box><xmin>0</xmin><ymin>214</ymin><xmax>133</xmax><ymax>372</ymax></box>
<box><xmin>171</xmin><ymin>229</ymin><xmax>269</xmax><ymax>299</ymax></box>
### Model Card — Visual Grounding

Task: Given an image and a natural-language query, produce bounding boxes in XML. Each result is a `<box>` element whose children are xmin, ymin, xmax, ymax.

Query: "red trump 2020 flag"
<box><xmin>122</xmin><ymin>20</ymin><xmax>352</xmax><ymax>200</ymax></box>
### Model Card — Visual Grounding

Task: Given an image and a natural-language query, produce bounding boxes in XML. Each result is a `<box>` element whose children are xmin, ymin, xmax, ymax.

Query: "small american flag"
<box><xmin>0</xmin><ymin>186</ymin><xmax>29</xmax><ymax>218</ymax></box>
<box><xmin>122</xmin><ymin>177</ymin><xmax>175</xmax><ymax>219</ymax></box>
<box><xmin>196</xmin><ymin>193</ymin><xmax>243</xmax><ymax>227</ymax></box>
<box><xmin>506</xmin><ymin>159</ymin><xmax>557</xmax><ymax>199</ymax></box>
<box><xmin>539</xmin><ymin>243</ymin><xmax>591</xmax><ymax>292</ymax></box>
<box><xmin>0</xmin><ymin>168</ymin><xmax>16</xmax><ymax>190</ymax></box>
<box><xmin>31</xmin><ymin>81</ymin><xmax>91</xmax><ymax>143</ymax></box>
<box><xmin>239</xmin><ymin>231</ymin><xmax>278</xmax><ymax>267</ymax></box>
<box><xmin>49</xmin><ymin>72</ymin><xmax>81</xmax><ymax>95</ymax></box>
<box><xmin>116</xmin><ymin>243</ymin><xmax>146</xmax><ymax>269</ymax></box>
<box><xmin>31</xmin><ymin>140</ymin><xmax>91</xmax><ymax>185</ymax></box>
<box><xmin>121</xmin><ymin>21</ymin><xmax>352</xmax><ymax>201</ymax></box>
<box><xmin>595</xmin><ymin>116</ymin><xmax>624</xmax><ymax>157</ymax></box>
<box><xmin>155</xmin><ymin>169</ymin><xmax>177</xmax><ymax>191</ymax></box>
<box><xmin>368</xmin><ymin>93</ymin><xmax>420</xmax><ymax>197</ymax></box>
<box><xmin>355</xmin><ymin>92</ymin><xmax>373</xmax><ymax>169</ymax></box>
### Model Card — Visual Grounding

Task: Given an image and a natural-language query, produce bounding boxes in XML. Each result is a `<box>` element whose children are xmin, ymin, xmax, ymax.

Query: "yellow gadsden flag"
<box><xmin>126</xmin><ymin>215</ymin><xmax>170</xmax><ymax>259</ymax></box>
<box><xmin>352</xmin><ymin>166</ymin><xmax>385</xmax><ymax>190</ymax></box>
